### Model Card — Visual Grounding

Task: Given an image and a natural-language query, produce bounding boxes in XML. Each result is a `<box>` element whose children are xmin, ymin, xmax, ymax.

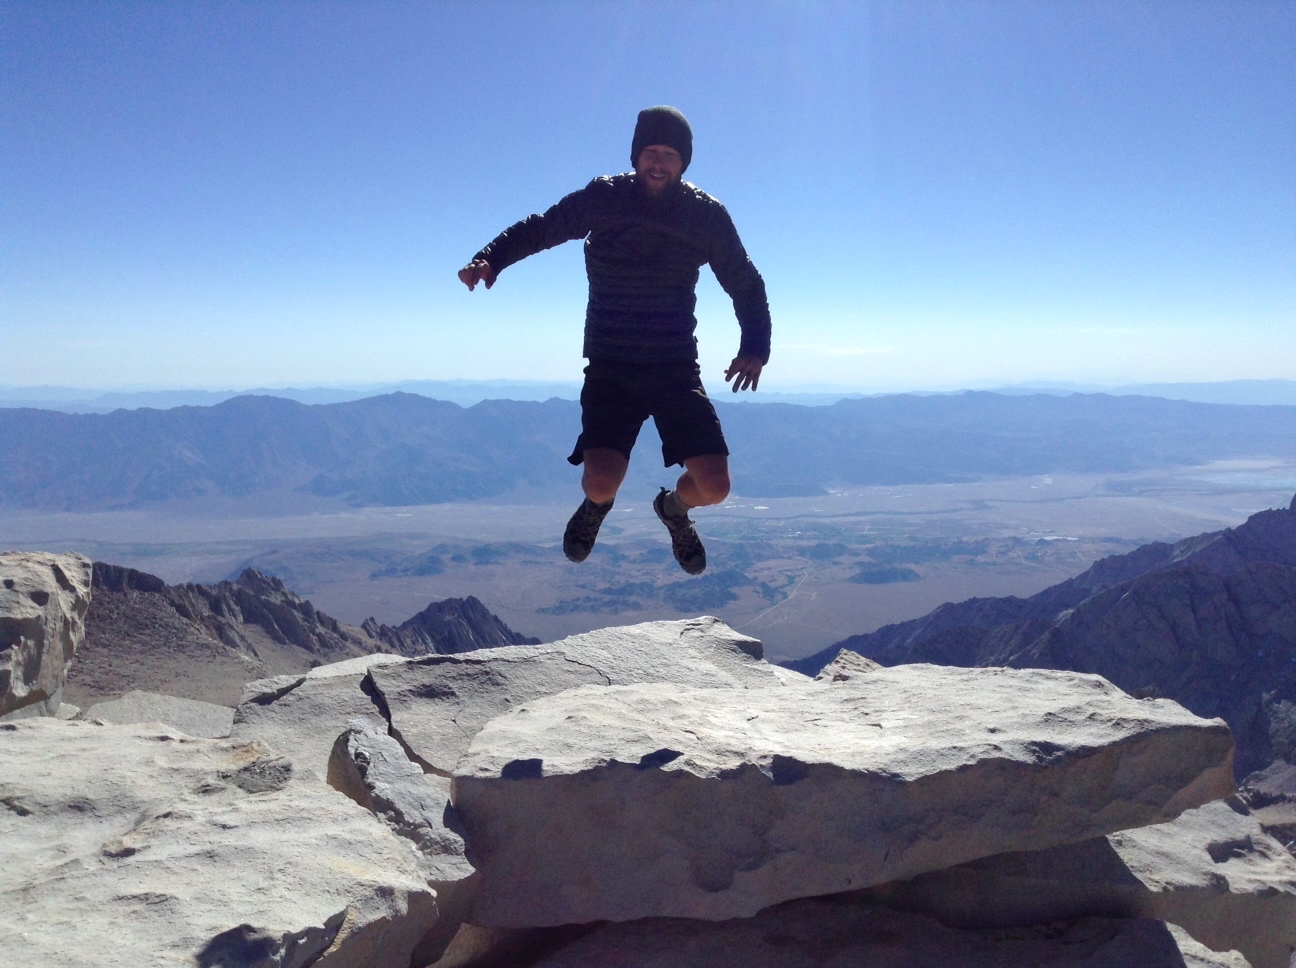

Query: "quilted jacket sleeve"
<box><xmin>472</xmin><ymin>180</ymin><xmax>601</xmax><ymax>273</ymax></box>
<box><xmin>707</xmin><ymin>204</ymin><xmax>772</xmax><ymax>364</ymax></box>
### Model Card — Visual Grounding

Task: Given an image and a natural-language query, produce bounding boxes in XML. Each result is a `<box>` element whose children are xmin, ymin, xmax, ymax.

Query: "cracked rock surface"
<box><xmin>453</xmin><ymin>664</ymin><xmax>1235</xmax><ymax>926</ymax></box>
<box><xmin>0</xmin><ymin>717</ymin><xmax>436</xmax><ymax>968</ymax></box>
<box><xmin>1</xmin><ymin>552</ymin><xmax>92</xmax><ymax>720</ymax></box>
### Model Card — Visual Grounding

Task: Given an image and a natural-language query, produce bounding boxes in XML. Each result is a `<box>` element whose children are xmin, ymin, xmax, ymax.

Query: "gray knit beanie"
<box><xmin>631</xmin><ymin>106</ymin><xmax>693</xmax><ymax>173</ymax></box>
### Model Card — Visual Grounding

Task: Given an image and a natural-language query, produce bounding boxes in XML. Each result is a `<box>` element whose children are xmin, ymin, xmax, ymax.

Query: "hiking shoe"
<box><xmin>563</xmin><ymin>497</ymin><xmax>613</xmax><ymax>563</ymax></box>
<box><xmin>653</xmin><ymin>487</ymin><xmax>706</xmax><ymax>575</ymax></box>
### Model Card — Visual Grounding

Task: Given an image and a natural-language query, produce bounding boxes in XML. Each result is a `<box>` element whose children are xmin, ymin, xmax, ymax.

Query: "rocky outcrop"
<box><xmin>453</xmin><ymin>664</ymin><xmax>1234</xmax><ymax>927</ymax></box>
<box><xmin>69</xmin><ymin>562</ymin><xmax>536</xmax><ymax>708</ymax></box>
<box><xmin>232</xmin><ymin>654</ymin><xmax>409</xmax><ymax>780</ymax></box>
<box><xmin>1</xmin><ymin>551</ymin><xmax>93</xmax><ymax>719</ymax></box>
<box><xmin>373</xmin><ymin>617</ymin><xmax>778</xmax><ymax>777</ymax></box>
<box><xmin>813</xmin><ymin>647</ymin><xmax>882</xmax><ymax>682</ymax></box>
<box><xmin>362</xmin><ymin>594</ymin><xmax>540</xmax><ymax>656</ymax></box>
<box><xmin>0</xmin><ymin>717</ymin><xmax>438</xmax><ymax>968</ymax></box>
<box><xmin>327</xmin><ymin>717</ymin><xmax>477</xmax><ymax>967</ymax></box>
<box><xmin>5</xmin><ymin>615</ymin><xmax>1279</xmax><ymax>966</ymax></box>
<box><xmin>1241</xmin><ymin>760</ymin><xmax>1296</xmax><ymax>857</ymax></box>
<box><xmin>793</xmin><ymin>496</ymin><xmax>1296</xmax><ymax>677</ymax></box>
<box><xmin>232</xmin><ymin>617</ymin><xmax>776</xmax><ymax>783</ymax></box>
<box><xmin>788</xmin><ymin>496</ymin><xmax>1296</xmax><ymax>779</ymax></box>
<box><xmin>70</xmin><ymin>563</ymin><xmax>387</xmax><ymax>707</ymax></box>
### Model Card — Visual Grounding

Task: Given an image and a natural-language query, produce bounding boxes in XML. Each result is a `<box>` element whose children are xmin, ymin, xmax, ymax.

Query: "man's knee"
<box><xmin>582</xmin><ymin>448</ymin><xmax>628</xmax><ymax>503</ymax></box>
<box><xmin>683</xmin><ymin>455</ymin><xmax>730</xmax><ymax>506</ymax></box>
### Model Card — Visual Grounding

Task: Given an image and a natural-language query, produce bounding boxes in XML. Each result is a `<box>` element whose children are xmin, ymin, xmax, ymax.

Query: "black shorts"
<box><xmin>567</xmin><ymin>360</ymin><xmax>729</xmax><ymax>468</ymax></box>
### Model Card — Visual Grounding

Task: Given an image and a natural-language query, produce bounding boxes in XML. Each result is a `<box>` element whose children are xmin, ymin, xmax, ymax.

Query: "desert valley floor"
<box><xmin>5</xmin><ymin>459</ymin><xmax>1296</xmax><ymax>664</ymax></box>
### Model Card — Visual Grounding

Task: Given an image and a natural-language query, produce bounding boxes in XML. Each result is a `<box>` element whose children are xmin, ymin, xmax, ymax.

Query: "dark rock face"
<box><xmin>788</xmin><ymin>497</ymin><xmax>1296</xmax><ymax>779</ymax></box>
<box><xmin>69</xmin><ymin>564</ymin><xmax>537</xmax><ymax>707</ymax></box>
<box><xmin>70</xmin><ymin>563</ymin><xmax>387</xmax><ymax>707</ymax></box>
<box><xmin>91</xmin><ymin>563</ymin><xmax>374</xmax><ymax>658</ymax></box>
<box><xmin>362</xmin><ymin>596</ymin><xmax>540</xmax><ymax>656</ymax></box>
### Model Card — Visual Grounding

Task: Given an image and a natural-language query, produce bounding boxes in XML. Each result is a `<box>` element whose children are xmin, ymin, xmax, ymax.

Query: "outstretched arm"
<box><xmin>459</xmin><ymin>179</ymin><xmax>604</xmax><ymax>293</ymax></box>
<box><xmin>458</xmin><ymin>259</ymin><xmax>497</xmax><ymax>291</ymax></box>
<box><xmin>724</xmin><ymin>354</ymin><xmax>764</xmax><ymax>393</ymax></box>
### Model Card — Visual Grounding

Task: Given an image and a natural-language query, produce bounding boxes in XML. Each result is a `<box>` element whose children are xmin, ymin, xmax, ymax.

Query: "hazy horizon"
<box><xmin>5</xmin><ymin>376</ymin><xmax>1296</xmax><ymax>412</ymax></box>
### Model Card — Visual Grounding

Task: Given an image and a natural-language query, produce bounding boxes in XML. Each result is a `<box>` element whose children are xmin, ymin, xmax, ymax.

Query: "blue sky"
<box><xmin>3</xmin><ymin>1</ymin><xmax>1293</xmax><ymax>393</ymax></box>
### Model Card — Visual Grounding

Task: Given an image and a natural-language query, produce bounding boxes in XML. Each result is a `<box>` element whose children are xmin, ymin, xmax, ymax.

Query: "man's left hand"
<box><xmin>724</xmin><ymin>355</ymin><xmax>763</xmax><ymax>392</ymax></box>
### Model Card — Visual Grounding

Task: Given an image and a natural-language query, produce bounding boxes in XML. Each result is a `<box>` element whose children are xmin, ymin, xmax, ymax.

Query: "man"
<box><xmin>458</xmin><ymin>106</ymin><xmax>771</xmax><ymax>575</ymax></box>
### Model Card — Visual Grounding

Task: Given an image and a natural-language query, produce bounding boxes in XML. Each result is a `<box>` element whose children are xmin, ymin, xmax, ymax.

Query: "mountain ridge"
<box><xmin>4</xmin><ymin>390</ymin><xmax>1295</xmax><ymax>510</ymax></box>
<box><xmin>66</xmin><ymin>561</ymin><xmax>537</xmax><ymax>707</ymax></box>
<box><xmin>6</xmin><ymin>377</ymin><xmax>1296</xmax><ymax>412</ymax></box>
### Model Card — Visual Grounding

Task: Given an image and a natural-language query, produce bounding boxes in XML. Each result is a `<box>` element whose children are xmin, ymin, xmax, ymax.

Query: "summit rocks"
<box><xmin>0</xmin><ymin>717</ymin><xmax>436</xmax><ymax>968</ymax></box>
<box><xmin>3</xmin><ymin>545</ymin><xmax>1292</xmax><ymax>967</ymax></box>
<box><xmin>453</xmin><ymin>664</ymin><xmax>1234</xmax><ymax>927</ymax></box>
<box><xmin>0</xmin><ymin>551</ymin><xmax>92</xmax><ymax>720</ymax></box>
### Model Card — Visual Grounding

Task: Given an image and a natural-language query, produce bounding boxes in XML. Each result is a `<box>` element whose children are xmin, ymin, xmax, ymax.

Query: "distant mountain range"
<box><xmin>4</xmin><ymin>378</ymin><xmax>1296</xmax><ymax>413</ymax></box>
<box><xmin>785</xmin><ymin>495</ymin><xmax>1296</xmax><ymax>780</ymax></box>
<box><xmin>0</xmin><ymin>379</ymin><xmax>585</xmax><ymax>413</ymax></box>
<box><xmin>68</xmin><ymin>562</ymin><xmax>538</xmax><ymax>707</ymax></box>
<box><xmin>3</xmin><ymin>390</ymin><xmax>1295</xmax><ymax>510</ymax></box>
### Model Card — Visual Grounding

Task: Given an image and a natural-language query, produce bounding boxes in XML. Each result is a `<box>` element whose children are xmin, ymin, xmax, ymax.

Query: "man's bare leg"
<box><xmin>581</xmin><ymin>447</ymin><xmax>630</xmax><ymax>504</ymax></box>
<box><xmin>653</xmin><ymin>453</ymin><xmax>728</xmax><ymax>575</ymax></box>
<box><xmin>673</xmin><ymin>453</ymin><xmax>731</xmax><ymax>508</ymax></box>
<box><xmin>563</xmin><ymin>447</ymin><xmax>629</xmax><ymax>563</ymax></box>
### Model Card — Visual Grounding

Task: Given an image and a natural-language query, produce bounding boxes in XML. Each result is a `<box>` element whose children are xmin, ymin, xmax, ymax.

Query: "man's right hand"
<box><xmin>458</xmin><ymin>260</ymin><xmax>497</xmax><ymax>291</ymax></box>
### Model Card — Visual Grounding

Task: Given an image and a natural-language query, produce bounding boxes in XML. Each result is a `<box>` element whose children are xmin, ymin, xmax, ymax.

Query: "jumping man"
<box><xmin>458</xmin><ymin>106</ymin><xmax>771</xmax><ymax>575</ymax></box>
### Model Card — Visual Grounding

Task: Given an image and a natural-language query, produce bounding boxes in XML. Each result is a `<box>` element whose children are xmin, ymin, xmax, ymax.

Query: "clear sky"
<box><xmin>2</xmin><ymin>1</ymin><xmax>1293</xmax><ymax>393</ymax></box>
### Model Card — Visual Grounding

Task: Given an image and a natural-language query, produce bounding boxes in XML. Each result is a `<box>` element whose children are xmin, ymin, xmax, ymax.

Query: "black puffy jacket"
<box><xmin>473</xmin><ymin>173</ymin><xmax>771</xmax><ymax>365</ymax></box>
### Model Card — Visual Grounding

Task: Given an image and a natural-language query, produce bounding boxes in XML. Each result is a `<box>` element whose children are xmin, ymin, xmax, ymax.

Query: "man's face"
<box><xmin>635</xmin><ymin>144</ymin><xmax>684</xmax><ymax>196</ymax></box>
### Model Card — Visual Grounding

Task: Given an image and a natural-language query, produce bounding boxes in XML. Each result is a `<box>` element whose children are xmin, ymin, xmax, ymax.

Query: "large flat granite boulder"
<box><xmin>531</xmin><ymin>898</ymin><xmax>1251</xmax><ymax>968</ymax></box>
<box><xmin>870</xmin><ymin>796</ymin><xmax>1296</xmax><ymax>968</ymax></box>
<box><xmin>373</xmin><ymin>616</ymin><xmax>777</xmax><ymax>777</ymax></box>
<box><xmin>0</xmin><ymin>717</ymin><xmax>437</xmax><ymax>968</ymax></box>
<box><xmin>453</xmin><ymin>665</ymin><xmax>1235</xmax><ymax>926</ymax></box>
<box><xmin>235</xmin><ymin>616</ymin><xmax>775</xmax><ymax>780</ymax></box>
<box><xmin>1</xmin><ymin>551</ymin><xmax>93</xmax><ymax>719</ymax></box>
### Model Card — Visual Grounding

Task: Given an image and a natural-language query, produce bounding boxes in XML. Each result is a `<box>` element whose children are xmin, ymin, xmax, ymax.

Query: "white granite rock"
<box><xmin>1</xmin><ymin>551</ymin><xmax>93</xmax><ymax>719</ymax></box>
<box><xmin>371</xmin><ymin>616</ymin><xmax>779</xmax><ymax>776</ymax></box>
<box><xmin>453</xmin><ymin>665</ymin><xmax>1235</xmax><ymax>927</ymax></box>
<box><xmin>531</xmin><ymin>897</ymin><xmax>1252</xmax><ymax>968</ymax></box>
<box><xmin>231</xmin><ymin>654</ymin><xmax>406</xmax><ymax>778</ymax></box>
<box><xmin>871</xmin><ymin>797</ymin><xmax>1296</xmax><ymax>968</ymax></box>
<box><xmin>814</xmin><ymin>647</ymin><xmax>883</xmax><ymax>681</ymax></box>
<box><xmin>328</xmin><ymin>716</ymin><xmax>477</xmax><ymax>967</ymax></box>
<box><xmin>1242</xmin><ymin>760</ymin><xmax>1296</xmax><ymax>858</ymax></box>
<box><xmin>0</xmin><ymin>717</ymin><xmax>437</xmax><ymax>968</ymax></box>
<box><xmin>85</xmin><ymin>689</ymin><xmax>235</xmax><ymax>737</ymax></box>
